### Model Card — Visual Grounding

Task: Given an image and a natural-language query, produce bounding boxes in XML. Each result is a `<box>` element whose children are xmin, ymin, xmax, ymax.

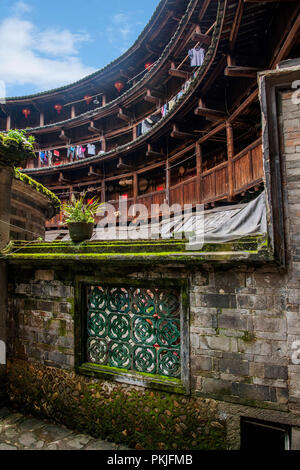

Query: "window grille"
<box><xmin>87</xmin><ymin>286</ymin><xmax>181</xmax><ymax>378</ymax></box>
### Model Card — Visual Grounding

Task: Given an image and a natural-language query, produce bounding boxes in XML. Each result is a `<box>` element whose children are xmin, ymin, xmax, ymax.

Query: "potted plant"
<box><xmin>62</xmin><ymin>192</ymin><xmax>104</xmax><ymax>243</ymax></box>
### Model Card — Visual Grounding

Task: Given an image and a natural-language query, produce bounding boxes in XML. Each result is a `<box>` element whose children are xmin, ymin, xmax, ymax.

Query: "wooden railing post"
<box><xmin>226</xmin><ymin>121</ymin><xmax>234</xmax><ymax>200</ymax></box>
<box><xmin>196</xmin><ymin>142</ymin><xmax>202</xmax><ymax>204</ymax></box>
<box><xmin>166</xmin><ymin>159</ymin><xmax>170</xmax><ymax>205</ymax></box>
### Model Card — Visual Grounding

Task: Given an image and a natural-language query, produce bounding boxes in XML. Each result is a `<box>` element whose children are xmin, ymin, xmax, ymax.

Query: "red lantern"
<box><xmin>84</xmin><ymin>95</ymin><xmax>92</xmax><ymax>105</ymax></box>
<box><xmin>114</xmin><ymin>81</ymin><xmax>124</xmax><ymax>93</ymax></box>
<box><xmin>54</xmin><ymin>104</ymin><xmax>63</xmax><ymax>114</ymax></box>
<box><xmin>22</xmin><ymin>108</ymin><xmax>30</xmax><ymax>119</ymax></box>
<box><xmin>145</xmin><ymin>62</ymin><xmax>153</xmax><ymax>71</ymax></box>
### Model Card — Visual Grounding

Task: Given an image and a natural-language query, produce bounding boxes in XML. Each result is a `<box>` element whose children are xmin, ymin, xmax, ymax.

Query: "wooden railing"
<box><xmin>46</xmin><ymin>139</ymin><xmax>263</xmax><ymax>229</ymax></box>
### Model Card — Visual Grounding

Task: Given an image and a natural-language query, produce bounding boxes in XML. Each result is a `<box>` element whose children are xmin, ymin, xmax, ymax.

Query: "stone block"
<box><xmin>231</xmin><ymin>383</ymin><xmax>276</xmax><ymax>402</ymax></box>
<box><xmin>219</xmin><ymin>357</ymin><xmax>249</xmax><ymax>376</ymax></box>
<box><xmin>218</xmin><ymin>315</ymin><xmax>248</xmax><ymax>330</ymax></box>
<box><xmin>199</xmin><ymin>294</ymin><xmax>237</xmax><ymax>309</ymax></box>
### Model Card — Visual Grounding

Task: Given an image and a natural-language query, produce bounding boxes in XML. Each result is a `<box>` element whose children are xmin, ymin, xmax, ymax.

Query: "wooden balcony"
<box><xmin>46</xmin><ymin>138</ymin><xmax>263</xmax><ymax>230</ymax></box>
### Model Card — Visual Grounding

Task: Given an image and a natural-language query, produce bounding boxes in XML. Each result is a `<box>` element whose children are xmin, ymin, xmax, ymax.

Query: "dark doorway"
<box><xmin>241</xmin><ymin>418</ymin><xmax>290</xmax><ymax>450</ymax></box>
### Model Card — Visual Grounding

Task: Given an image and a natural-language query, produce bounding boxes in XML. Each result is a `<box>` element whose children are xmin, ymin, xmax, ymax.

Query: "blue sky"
<box><xmin>0</xmin><ymin>0</ymin><xmax>160</xmax><ymax>98</ymax></box>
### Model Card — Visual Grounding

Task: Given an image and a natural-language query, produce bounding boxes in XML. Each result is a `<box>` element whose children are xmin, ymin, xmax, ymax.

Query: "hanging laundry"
<box><xmin>46</xmin><ymin>150</ymin><xmax>52</xmax><ymax>166</ymax></box>
<box><xmin>169</xmin><ymin>98</ymin><xmax>176</xmax><ymax>111</ymax></box>
<box><xmin>67</xmin><ymin>146</ymin><xmax>76</xmax><ymax>159</ymax></box>
<box><xmin>136</xmin><ymin>122</ymin><xmax>143</xmax><ymax>137</ymax></box>
<box><xmin>145</xmin><ymin>114</ymin><xmax>161</xmax><ymax>126</ymax></box>
<box><xmin>161</xmin><ymin>103</ymin><xmax>169</xmax><ymax>117</ymax></box>
<box><xmin>76</xmin><ymin>146</ymin><xmax>86</xmax><ymax>159</ymax></box>
<box><xmin>87</xmin><ymin>143</ymin><xmax>96</xmax><ymax>156</ymax></box>
<box><xmin>188</xmin><ymin>47</ymin><xmax>205</xmax><ymax>67</ymax></box>
<box><xmin>141</xmin><ymin>120</ymin><xmax>152</xmax><ymax>135</ymax></box>
<box><xmin>39</xmin><ymin>151</ymin><xmax>48</xmax><ymax>166</ymax></box>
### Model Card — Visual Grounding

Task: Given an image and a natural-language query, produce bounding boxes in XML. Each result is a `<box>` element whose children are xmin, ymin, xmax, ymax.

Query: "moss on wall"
<box><xmin>7</xmin><ymin>359</ymin><xmax>227</xmax><ymax>450</ymax></box>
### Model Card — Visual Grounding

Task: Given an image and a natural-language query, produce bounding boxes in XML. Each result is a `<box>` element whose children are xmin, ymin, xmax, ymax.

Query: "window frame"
<box><xmin>74</xmin><ymin>275</ymin><xmax>190</xmax><ymax>395</ymax></box>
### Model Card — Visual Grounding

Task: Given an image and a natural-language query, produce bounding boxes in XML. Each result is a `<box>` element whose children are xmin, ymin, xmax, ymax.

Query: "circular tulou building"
<box><xmin>1</xmin><ymin>0</ymin><xmax>300</xmax><ymax>451</ymax></box>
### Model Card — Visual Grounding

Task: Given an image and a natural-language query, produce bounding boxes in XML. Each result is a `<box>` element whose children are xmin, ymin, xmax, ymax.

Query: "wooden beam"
<box><xmin>229</xmin><ymin>89</ymin><xmax>258</xmax><ymax>123</ymax></box>
<box><xmin>224</xmin><ymin>65</ymin><xmax>261</xmax><ymax>78</ymax></box>
<box><xmin>191</xmin><ymin>32</ymin><xmax>212</xmax><ymax>45</ymax></box>
<box><xmin>271</xmin><ymin>10</ymin><xmax>300</xmax><ymax>67</ymax></box>
<box><xmin>117</xmin><ymin>108</ymin><xmax>131</xmax><ymax>123</ymax></box>
<box><xmin>194</xmin><ymin>101</ymin><xmax>227</xmax><ymax>121</ymax></box>
<box><xmin>171</xmin><ymin>124</ymin><xmax>197</xmax><ymax>139</ymax></box>
<box><xmin>117</xmin><ymin>157</ymin><xmax>132</xmax><ymax>170</ymax></box>
<box><xmin>169</xmin><ymin>68</ymin><xmax>190</xmax><ymax>79</ymax></box>
<box><xmin>199</xmin><ymin>0</ymin><xmax>211</xmax><ymax>21</ymax></box>
<box><xmin>88</xmin><ymin>121</ymin><xmax>101</xmax><ymax>134</ymax></box>
<box><xmin>144</xmin><ymin>89</ymin><xmax>160</xmax><ymax>105</ymax></box>
<box><xmin>229</xmin><ymin>0</ymin><xmax>244</xmax><ymax>52</ymax></box>
<box><xmin>59</xmin><ymin>129</ymin><xmax>69</xmax><ymax>143</ymax></box>
<box><xmin>58</xmin><ymin>172</ymin><xmax>71</xmax><ymax>184</ymax></box>
<box><xmin>146</xmin><ymin>143</ymin><xmax>165</xmax><ymax>158</ymax></box>
<box><xmin>197</xmin><ymin>122</ymin><xmax>226</xmax><ymax>145</ymax></box>
<box><xmin>88</xmin><ymin>165</ymin><xmax>102</xmax><ymax>178</ymax></box>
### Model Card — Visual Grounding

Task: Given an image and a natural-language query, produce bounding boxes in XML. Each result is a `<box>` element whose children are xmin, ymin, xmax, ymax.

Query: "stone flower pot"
<box><xmin>68</xmin><ymin>222</ymin><xmax>94</xmax><ymax>243</ymax></box>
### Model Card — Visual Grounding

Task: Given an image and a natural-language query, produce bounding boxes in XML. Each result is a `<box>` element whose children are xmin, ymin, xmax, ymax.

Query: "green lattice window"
<box><xmin>87</xmin><ymin>286</ymin><xmax>181</xmax><ymax>378</ymax></box>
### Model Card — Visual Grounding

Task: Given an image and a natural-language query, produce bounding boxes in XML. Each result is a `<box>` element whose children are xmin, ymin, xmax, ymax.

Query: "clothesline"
<box><xmin>127</xmin><ymin>61</ymin><xmax>158</xmax><ymax>84</ymax></box>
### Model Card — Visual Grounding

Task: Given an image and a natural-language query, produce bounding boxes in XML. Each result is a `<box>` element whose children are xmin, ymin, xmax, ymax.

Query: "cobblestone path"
<box><xmin>0</xmin><ymin>408</ymin><xmax>129</xmax><ymax>450</ymax></box>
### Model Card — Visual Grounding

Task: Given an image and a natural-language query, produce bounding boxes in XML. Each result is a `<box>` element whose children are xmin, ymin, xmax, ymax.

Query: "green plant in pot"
<box><xmin>62</xmin><ymin>192</ymin><xmax>104</xmax><ymax>243</ymax></box>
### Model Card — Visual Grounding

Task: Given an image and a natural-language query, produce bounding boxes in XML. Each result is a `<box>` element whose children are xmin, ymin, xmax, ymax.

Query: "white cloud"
<box><xmin>0</xmin><ymin>3</ymin><xmax>96</xmax><ymax>93</ymax></box>
<box><xmin>106</xmin><ymin>12</ymin><xmax>143</xmax><ymax>53</ymax></box>
<box><xmin>12</xmin><ymin>1</ymin><xmax>32</xmax><ymax>16</ymax></box>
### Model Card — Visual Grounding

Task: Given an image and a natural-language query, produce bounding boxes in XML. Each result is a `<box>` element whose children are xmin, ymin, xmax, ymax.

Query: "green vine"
<box><xmin>0</xmin><ymin>129</ymin><xmax>36</xmax><ymax>164</ymax></box>
<box><xmin>14</xmin><ymin>168</ymin><xmax>61</xmax><ymax>214</ymax></box>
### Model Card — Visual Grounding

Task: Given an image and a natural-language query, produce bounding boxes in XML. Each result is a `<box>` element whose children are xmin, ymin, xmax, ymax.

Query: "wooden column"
<box><xmin>196</xmin><ymin>142</ymin><xmax>202</xmax><ymax>204</ymax></box>
<box><xmin>166</xmin><ymin>159</ymin><xmax>170</xmax><ymax>205</ymax></box>
<box><xmin>133</xmin><ymin>172</ymin><xmax>138</xmax><ymax>205</ymax></box>
<box><xmin>6</xmin><ymin>115</ymin><xmax>11</xmax><ymax>131</ymax></box>
<box><xmin>102</xmin><ymin>95</ymin><xmax>106</xmax><ymax>107</ymax></box>
<box><xmin>101</xmin><ymin>137</ymin><xmax>106</xmax><ymax>153</ymax></box>
<box><xmin>39</xmin><ymin>112</ymin><xmax>44</xmax><ymax>127</ymax></box>
<box><xmin>226</xmin><ymin>122</ymin><xmax>235</xmax><ymax>200</ymax></box>
<box><xmin>132</xmin><ymin>125</ymin><xmax>137</xmax><ymax>141</ymax></box>
<box><xmin>101</xmin><ymin>180</ymin><xmax>105</xmax><ymax>203</ymax></box>
<box><xmin>71</xmin><ymin>105</ymin><xmax>76</xmax><ymax>119</ymax></box>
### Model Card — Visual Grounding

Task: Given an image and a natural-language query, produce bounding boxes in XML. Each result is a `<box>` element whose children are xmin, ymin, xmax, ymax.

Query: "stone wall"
<box><xmin>9</xmin><ymin>179</ymin><xmax>53</xmax><ymax>241</ymax></box>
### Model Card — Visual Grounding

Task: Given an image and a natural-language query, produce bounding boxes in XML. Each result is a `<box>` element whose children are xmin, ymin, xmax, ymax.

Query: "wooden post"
<box><xmin>133</xmin><ymin>172</ymin><xmax>138</xmax><ymax>205</ymax></box>
<box><xmin>102</xmin><ymin>95</ymin><xmax>106</xmax><ymax>107</ymax></box>
<box><xmin>133</xmin><ymin>125</ymin><xmax>137</xmax><ymax>141</ymax></box>
<box><xmin>226</xmin><ymin>122</ymin><xmax>234</xmax><ymax>200</ymax></box>
<box><xmin>71</xmin><ymin>105</ymin><xmax>76</xmax><ymax>119</ymax></box>
<box><xmin>39</xmin><ymin>112</ymin><xmax>44</xmax><ymax>127</ymax></box>
<box><xmin>101</xmin><ymin>180</ymin><xmax>105</xmax><ymax>203</ymax></box>
<box><xmin>166</xmin><ymin>159</ymin><xmax>170</xmax><ymax>205</ymax></box>
<box><xmin>196</xmin><ymin>142</ymin><xmax>202</xmax><ymax>204</ymax></box>
<box><xmin>6</xmin><ymin>115</ymin><xmax>11</xmax><ymax>131</ymax></box>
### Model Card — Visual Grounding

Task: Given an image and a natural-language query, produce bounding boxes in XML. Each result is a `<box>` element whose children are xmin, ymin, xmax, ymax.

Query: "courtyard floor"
<box><xmin>0</xmin><ymin>408</ymin><xmax>129</xmax><ymax>450</ymax></box>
